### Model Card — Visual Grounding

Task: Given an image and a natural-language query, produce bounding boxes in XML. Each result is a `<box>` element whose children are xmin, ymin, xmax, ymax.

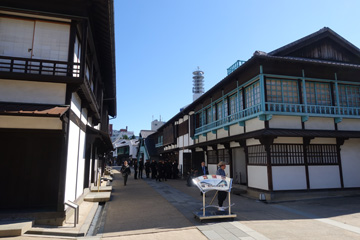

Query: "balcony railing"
<box><xmin>194</xmin><ymin>102</ymin><xmax>360</xmax><ymax>136</ymax></box>
<box><xmin>227</xmin><ymin>60</ymin><xmax>246</xmax><ymax>75</ymax></box>
<box><xmin>0</xmin><ymin>55</ymin><xmax>80</xmax><ymax>77</ymax></box>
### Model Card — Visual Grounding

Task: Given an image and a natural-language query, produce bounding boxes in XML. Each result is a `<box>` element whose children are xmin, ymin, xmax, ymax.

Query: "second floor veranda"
<box><xmin>194</xmin><ymin>72</ymin><xmax>360</xmax><ymax>136</ymax></box>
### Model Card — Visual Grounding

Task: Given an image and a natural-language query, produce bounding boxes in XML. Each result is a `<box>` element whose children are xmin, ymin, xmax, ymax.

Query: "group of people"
<box><xmin>146</xmin><ymin>159</ymin><xmax>179</xmax><ymax>182</ymax></box>
<box><xmin>120</xmin><ymin>159</ymin><xmax>228</xmax><ymax>211</ymax></box>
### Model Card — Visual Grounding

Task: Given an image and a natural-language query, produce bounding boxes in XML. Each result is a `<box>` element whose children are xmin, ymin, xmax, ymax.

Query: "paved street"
<box><xmin>10</xmin><ymin>168</ymin><xmax>360</xmax><ymax>240</ymax></box>
<box><xmin>92</xmin><ymin>168</ymin><xmax>360</xmax><ymax>240</ymax></box>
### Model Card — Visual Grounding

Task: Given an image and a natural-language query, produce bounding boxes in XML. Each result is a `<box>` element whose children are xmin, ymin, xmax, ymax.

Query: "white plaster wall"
<box><xmin>64</xmin><ymin>121</ymin><xmax>80</xmax><ymax>202</ymax></box>
<box><xmin>81</xmin><ymin>108</ymin><xmax>88</xmax><ymax>125</ymax></box>
<box><xmin>272</xmin><ymin>166</ymin><xmax>307</xmax><ymax>190</ymax></box>
<box><xmin>309</xmin><ymin>166</ymin><xmax>341</xmax><ymax>189</ymax></box>
<box><xmin>0</xmin><ymin>116</ymin><xmax>62</xmax><ymax>129</ymax></box>
<box><xmin>183</xmin><ymin>133</ymin><xmax>189</xmax><ymax>146</ymax></box>
<box><xmin>269</xmin><ymin>116</ymin><xmax>302</xmax><ymax>129</ymax></box>
<box><xmin>310</xmin><ymin>138</ymin><xmax>336</xmax><ymax>144</ymax></box>
<box><xmin>273</xmin><ymin>137</ymin><xmax>303</xmax><ymax>144</ymax></box>
<box><xmin>337</xmin><ymin>119</ymin><xmax>360</xmax><ymax>131</ymax></box>
<box><xmin>0</xmin><ymin>79</ymin><xmax>66</xmax><ymax>105</ymax></box>
<box><xmin>230</xmin><ymin>141</ymin><xmax>240</xmax><ymax>148</ymax></box>
<box><xmin>178</xmin><ymin>150</ymin><xmax>184</xmax><ymax>171</ymax></box>
<box><xmin>207</xmin><ymin>131</ymin><xmax>216</xmax><ymax>141</ymax></box>
<box><xmin>178</xmin><ymin>136</ymin><xmax>183</xmax><ymax>148</ymax></box>
<box><xmin>248</xmin><ymin>166</ymin><xmax>269</xmax><ymax>190</ymax></box>
<box><xmin>229</xmin><ymin>123</ymin><xmax>244</xmax><ymax>136</ymax></box>
<box><xmin>184</xmin><ymin>115</ymin><xmax>189</xmax><ymax>121</ymax></box>
<box><xmin>246</xmin><ymin>138</ymin><xmax>261</xmax><ymax>146</ymax></box>
<box><xmin>341</xmin><ymin>139</ymin><xmax>360</xmax><ymax>188</ymax></box>
<box><xmin>208</xmin><ymin>164</ymin><xmax>230</xmax><ymax>176</ymax></box>
<box><xmin>305</xmin><ymin>117</ymin><xmax>335</xmax><ymax>130</ymax></box>
<box><xmin>199</xmin><ymin>134</ymin><xmax>206</xmax><ymax>143</ymax></box>
<box><xmin>76</xmin><ymin>129</ymin><xmax>86</xmax><ymax>198</ymax></box>
<box><xmin>188</xmin><ymin>133</ymin><xmax>194</xmax><ymax>146</ymax></box>
<box><xmin>245</xmin><ymin>118</ymin><xmax>264</xmax><ymax>132</ymax></box>
<box><xmin>71</xmin><ymin>93</ymin><xmax>81</xmax><ymax>118</ymax></box>
<box><xmin>217</xmin><ymin>128</ymin><xmax>228</xmax><ymax>139</ymax></box>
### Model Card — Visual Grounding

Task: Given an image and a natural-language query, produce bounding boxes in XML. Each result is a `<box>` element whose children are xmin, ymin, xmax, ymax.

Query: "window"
<box><xmin>206</xmin><ymin>107</ymin><xmax>212</xmax><ymax>124</ymax></box>
<box><xmin>267</xmin><ymin>79</ymin><xmax>299</xmax><ymax>104</ymax></box>
<box><xmin>307</xmin><ymin>145</ymin><xmax>338</xmax><ymax>164</ymax></box>
<box><xmin>248</xmin><ymin>145</ymin><xmax>267</xmax><ymax>165</ymax></box>
<box><xmin>305</xmin><ymin>82</ymin><xmax>332</xmax><ymax>106</ymax></box>
<box><xmin>216</xmin><ymin>101</ymin><xmax>222</xmax><ymax>120</ymax></box>
<box><xmin>270</xmin><ymin>144</ymin><xmax>304</xmax><ymax>165</ymax></box>
<box><xmin>245</xmin><ymin>81</ymin><xmax>260</xmax><ymax>108</ymax></box>
<box><xmin>229</xmin><ymin>94</ymin><xmax>237</xmax><ymax>119</ymax></box>
<box><xmin>207</xmin><ymin>150</ymin><xmax>217</xmax><ymax>164</ymax></box>
<box><xmin>337</xmin><ymin>84</ymin><xmax>360</xmax><ymax>108</ymax></box>
<box><xmin>218</xmin><ymin>149</ymin><xmax>230</xmax><ymax>165</ymax></box>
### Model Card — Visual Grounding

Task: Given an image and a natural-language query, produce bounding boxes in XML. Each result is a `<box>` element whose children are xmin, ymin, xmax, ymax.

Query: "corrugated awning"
<box><xmin>0</xmin><ymin>102</ymin><xmax>69</xmax><ymax>117</ymax></box>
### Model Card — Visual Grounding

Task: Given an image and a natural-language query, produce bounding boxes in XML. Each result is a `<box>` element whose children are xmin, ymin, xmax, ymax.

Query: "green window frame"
<box><xmin>305</xmin><ymin>82</ymin><xmax>332</xmax><ymax>106</ymax></box>
<box><xmin>267</xmin><ymin>79</ymin><xmax>299</xmax><ymax>104</ymax></box>
<box><xmin>337</xmin><ymin>84</ymin><xmax>360</xmax><ymax>108</ymax></box>
<box><xmin>245</xmin><ymin>81</ymin><xmax>260</xmax><ymax>108</ymax></box>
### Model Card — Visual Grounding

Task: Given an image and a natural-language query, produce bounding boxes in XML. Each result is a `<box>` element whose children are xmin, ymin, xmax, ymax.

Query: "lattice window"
<box><xmin>267</xmin><ymin>79</ymin><xmax>299</xmax><ymax>104</ymax></box>
<box><xmin>216</xmin><ymin>101</ymin><xmax>222</xmax><ymax>120</ymax></box>
<box><xmin>270</xmin><ymin>144</ymin><xmax>304</xmax><ymax>165</ymax></box>
<box><xmin>305</xmin><ymin>82</ymin><xmax>332</xmax><ymax>106</ymax></box>
<box><xmin>224</xmin><ymin>98</ymin><xmax>228</xmax><ymax>117</ymax></box>
<box><xmin>248</xmin><ymin>145</ymin><xmax>267</xmax><ymax>165</ymax></box>
<box><xmin>207</xmin><ymin>150</ymin><xmax>217</xmax><ymax>164</ymax></box>
<box><xmin>218</xmin><ymin>149</ymin><xmax>230</xmax><ymax>165</ymax></box>
<box><xmin>245</xmin><ymin>81</ymin><xmax>260</xmax><ymax>108</ymax></box>
<box><xmin>307</xmin><ymin>145</ymin><xmax>338</xmax><ymax>164</ymax></box>
<box><xmin>206</xmin><ymin>107</ymin><xmax>211</xmax><ymax>124</ymax></box>
<box><xmin>337</xmin><ymin>84</ymin><xmax>360</xmax><ymax>108</ymax></box>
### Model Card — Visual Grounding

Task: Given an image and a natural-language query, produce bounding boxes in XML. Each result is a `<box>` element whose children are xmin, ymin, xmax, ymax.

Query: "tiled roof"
<box><xmin>0</xmin><ymin>103</ymin><xmax>69</xmax><ymax>117</ymax></box>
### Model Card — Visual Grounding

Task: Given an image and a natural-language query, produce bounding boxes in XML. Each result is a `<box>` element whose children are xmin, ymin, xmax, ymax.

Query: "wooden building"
<box><xmin>155</xmin><ymin>27</ymin><xmax>360</xmax><ymax>198</ymax></box>
<box><xmin>0</xmin><ymin>0</ymin><xmax>116</xmax><ymax>224</ymax></box>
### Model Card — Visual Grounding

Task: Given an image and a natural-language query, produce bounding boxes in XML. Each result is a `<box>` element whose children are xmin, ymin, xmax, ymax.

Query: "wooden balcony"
<box><xmin>0</xmin><ymin>55</ymin><xmax>81</xmax><ymax>83</ymax></box>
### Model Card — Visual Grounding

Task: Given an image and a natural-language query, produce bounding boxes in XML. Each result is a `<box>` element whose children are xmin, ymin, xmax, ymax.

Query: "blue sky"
<box><xmin>111</xmin><ymin>0</ymin><xmax>360</xmax><ymax>135</ymax></box>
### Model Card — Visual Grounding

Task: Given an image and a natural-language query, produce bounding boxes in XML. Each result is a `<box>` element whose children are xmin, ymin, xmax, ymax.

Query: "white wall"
<box><xmin>246</xmin><ymin>118</ymin><xmax>264</xmax><ymax>132</ymax></box>
<box><xmin>248</xmin><ymin>166</ymin><xmax>268</xmax><ymax>190</ymax></box>
<box><xmin>272</xmin><ymin>166</ymin><xmax>307</xmax><ymax>190</ymax></box>
<box><xmin>71</xmin><ymin>93</ymin><xmax>81</xmax><ymax>118</ymax></box>
<box><xmin>217</xmin><ymin>128</ymin><xmax>228</xmax><ymax>138</ymax></box>
<box><xmin>305</xmin><ymin>117</ymin><xmax>335</xmax><ymax>130</ymax></box>
<box><xmin>229</xmin><ymin>123</ymin><xmax>244</xmax><ymax>136</ymax></box>
<box><xmin>341</xmin><ymin>139</ymin><xmax>360</xmax><ymax>188</ymax></box>
<box><xmin>269</xmin><ymin>116</ymin><xmax>302</xmax><ymax>129</ymax></box>
<box><xmin>337</xmin><ymin>119</ymin><xmax>360</xmax><ymax>131</ymax></box>
<box><xmin>64</xmin><ymin>120</ymin><xmax>80</xmax><ymax>202</ymax></box>
<box><xmin>76</xmin><ymin>129</ymin><xmax>86</xmax><ymax>198</ymax></box>
<box><xmin>308</xmin><ymin>166</ymin><xmax>341</xmax><ymax>189</ymax></box>
<box><xmin>0</xmin><ymin>79</ymin><xmax>66</xmax><ymax>105</ymax></box>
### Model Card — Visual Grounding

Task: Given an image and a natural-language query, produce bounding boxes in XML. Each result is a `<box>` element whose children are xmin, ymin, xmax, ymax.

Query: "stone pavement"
<box><xmin>8</xmin><ymin>167</ymin><xmax>360</xmax><ymax>240</ymax></box>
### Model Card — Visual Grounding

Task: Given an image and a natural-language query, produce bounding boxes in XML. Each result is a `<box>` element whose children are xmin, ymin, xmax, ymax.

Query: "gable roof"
<box><xmin>268</xmin><ymin>27</ymin><xmax>360</xmax><ymax>63</ymax></box>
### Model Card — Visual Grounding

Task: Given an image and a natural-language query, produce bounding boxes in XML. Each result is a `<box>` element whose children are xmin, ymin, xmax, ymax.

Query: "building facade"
<box><xmin>0</xmin><ymin>0</ymin><xmax>116</xmax><ymax>224</ymax></box>
<box><xmin>155</xmin><ymin>28</ymin><xmax>360</xmax><ymax>198</ymax></box>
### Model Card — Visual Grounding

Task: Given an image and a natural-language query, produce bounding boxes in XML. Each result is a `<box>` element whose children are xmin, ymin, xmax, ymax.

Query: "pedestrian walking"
<box><xmin>139</xmin><ymin>159</ymin><xmax>144</xmax><ymax>179</ymax></box>
<box><xmin>150</xmin><ymin>159</ymin><xmax>157</xmax><ymax>179</ymax></box>
<box><xmin>133</xmin><ymin>160</ymin><xmax>138</xmax><ymax>179</ymax></box>
<box><xmin>145</xmin><ymin>159</ymin><xmax>151</xmax><ymax>178</ymax></box>
<box><xmin>121</xmin><ymin>161</ymin><xmax>131</xmax><ymax>186</ymax></box>
<box><xmin>216</xmin><ymin>161</ymin><xmax>227</xmax><ymax>211</ymax></box>
<box><xmin>198</xmin><ymin>161</ymin><xmax>209</xmax><ymax>195</ymax></box>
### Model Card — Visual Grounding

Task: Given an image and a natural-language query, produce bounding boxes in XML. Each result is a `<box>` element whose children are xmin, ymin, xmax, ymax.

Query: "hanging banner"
<box><xmin>192</xmin><ymin>175</ymin><xmax>233</xmax><ymax>193</ymax></box>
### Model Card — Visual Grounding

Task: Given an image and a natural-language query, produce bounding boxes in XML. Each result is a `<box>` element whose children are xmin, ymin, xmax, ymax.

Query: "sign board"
<box><xmin>192</xmin><ymin>175</ymin><xmax>233</xmax><ymax>193</ymax></box>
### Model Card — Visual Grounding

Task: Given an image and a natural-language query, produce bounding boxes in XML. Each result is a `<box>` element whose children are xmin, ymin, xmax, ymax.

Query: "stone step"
<box><xmin>0</xmin><ymin>220</ymin><xmax>33</xmax><ymax>237</ymax></box>
<box><xmin>84</xmin><ymin>192</ymin><xmax>111</xmax><ymax>202</ymax></box>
